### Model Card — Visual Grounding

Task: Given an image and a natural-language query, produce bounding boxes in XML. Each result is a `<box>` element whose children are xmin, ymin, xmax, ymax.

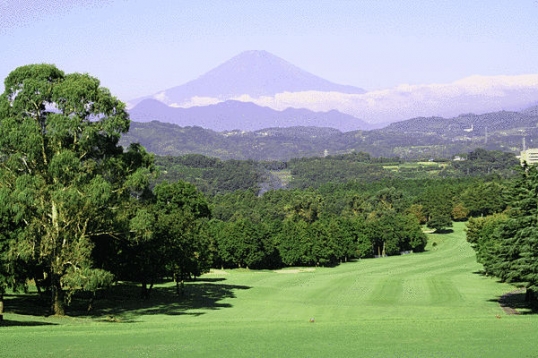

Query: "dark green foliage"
<box><xmin>155</xmin><ymin>155</ymin><xmax>262</xmax><ymax>195</ymax></box>
<box><xmin>287</xmin><ymin>154</ymin><xmax>391</xmax><ymax>189</ymax></box>
<box><xmin>0</xmin><ymin>64</ymin><xmax>139</xmax><ymax>314</ymax></box>
<box><xmin>466</xmin><ymin>165</ymin><xmax>538</xmax><ymax>301</ymax></box>
<box><xmin>207</xmin><ymin>181</ymin><xmax>430</xmax><ymax>268</ymax></box>
<box><xmin>213</xmin><ymin>219</ymin><xmax>267</xmax><ymax>269</ymax></box>
<box><xmin>122</xmin><ymin>180</ymin><xmax>211</xmax><ymax>297</ymax></box>
<box><xmin>488</xmin><ymin>166</ymin><xmax>538</xmax><ymax>297</ymax></box>
<box><xmin>426</xmin><ymin>212</ymin><xmax>453</xmax><ymax>232</ymax></box>
<box><xmin>361</xmin><ymin>213</ymin><xmax>427</xmax><ymax>257</ymax></box>
<box><xmin>466</xmin><ymin>213</ymin><xmax>508</xmax><ymax>273</ymax></box>
<box><xmin>452</xmin><ymin>148</ymin><xmax>519</xmax><ymax>177</ymax></box>
<box><xmin>151</xmin><ymin>150</ymin><xmax>517</xmax><ymax>200</ymax></box>
<box><xmin>420</xmin><ymin>185</ymin><xmax>455</xmax><ymax>232</ymax></box>
<box><xmin>460</xmin><ymin>181</ymin><xmax>508</xmax><ymax>217</ymax></box>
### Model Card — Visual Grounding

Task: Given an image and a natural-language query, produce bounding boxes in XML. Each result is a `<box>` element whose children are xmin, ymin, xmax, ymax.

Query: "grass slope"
<box><xmin>1</xmin><ymin>222</ymin><xmax>537</xmax><ymax>357</ymax></box>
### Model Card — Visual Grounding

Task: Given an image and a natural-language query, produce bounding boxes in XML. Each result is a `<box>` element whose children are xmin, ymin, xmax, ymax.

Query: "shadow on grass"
<box><xmin>488</xmin><ymin>289</ymin><xmax>538</xmax><ymax>315</ymax></box>
<box><xmin>4</xmin><ymin>293</ymin><xmax>51</xmax><ymax>317</ymax></box>
<box><xmin>472</xmin><ymin>270</ymin><xmax>524</xmax><ymax>286</ymax></box>
<box><xmin>432</xmin><ymin>228</ymin><xmax>454</xmax><ymax>234</ymax></box>
<box><xmin>4</xmin><ymin>279</ymin><xmax>251</xmax><ymax>322</ymax></box>
<box><xmin>0</xmin><ymin>319</ymin><xmax>57</xmax><ymax>327</ymax></box>
<box><xmin>194</xmin><ymin>277</ymin><xmax>227</xmax><ymax>283</ymax></box>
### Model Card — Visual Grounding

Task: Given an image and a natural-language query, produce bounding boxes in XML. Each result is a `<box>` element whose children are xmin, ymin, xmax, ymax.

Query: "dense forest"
<box><xmin>0</xmin><ymin>64</ymin><xmax>536</xmax><ymax>321</ymax></box>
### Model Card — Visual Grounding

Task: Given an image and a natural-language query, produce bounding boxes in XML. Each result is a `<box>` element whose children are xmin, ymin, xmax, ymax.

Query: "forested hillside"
<box><xmin>154</xmin><ymin>148</ymin><xmax>519</xmax><ymax>194</ymax></box>
<box><xmin>121</xmin><ymin>109</ymin><xmax>538</xmax><ymax>161</ymax></box>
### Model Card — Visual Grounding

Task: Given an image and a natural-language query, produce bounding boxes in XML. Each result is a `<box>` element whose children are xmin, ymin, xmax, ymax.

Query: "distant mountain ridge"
<box><xmin>522</xmin><ymin>104</ymin><xmax>538</xmax><ymax>116</ymax></box>
<box><xmin>129</xmin><ymin>98</ymin><xmax>373</xmax><ymax>132</ymax></box>
<box><xmin>382</xmin><ymin>111</ymin><xmax>538</xmax><ymax>136</ymax></box>
<box><xmin>121</xmin><ymin>109</ymin><xmax>538</xmax><ymax>161</ymax></box>
<box><xmin>128</xmin><ymin>50</ymin><xmax>365</xmax><ymax>108</ymax></box>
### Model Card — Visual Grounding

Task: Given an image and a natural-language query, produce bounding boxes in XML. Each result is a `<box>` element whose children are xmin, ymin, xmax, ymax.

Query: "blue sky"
<box><xmin>1</xmin><ymin>0</ymin><xmax>538</xmax><ymax>101</ymax></box>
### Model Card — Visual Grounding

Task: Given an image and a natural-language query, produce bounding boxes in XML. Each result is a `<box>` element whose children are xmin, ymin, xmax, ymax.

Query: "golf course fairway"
<box><xmin>1</xmin><ymin>222</ymin><xmax>537</xmax><ymax>357</ymax></box>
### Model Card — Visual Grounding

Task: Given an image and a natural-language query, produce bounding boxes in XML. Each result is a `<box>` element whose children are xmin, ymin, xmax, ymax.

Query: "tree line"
<box><xmin>466</xmin><ymin>163</ymin><xmax>538</xmax><ymax>303</ymax></box>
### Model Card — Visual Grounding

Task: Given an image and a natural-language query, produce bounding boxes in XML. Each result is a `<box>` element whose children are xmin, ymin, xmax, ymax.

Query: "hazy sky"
<box><xmin>2</xmin><ymin>0</ymin><xmax>538</xmax><ymax>101</ymax></box>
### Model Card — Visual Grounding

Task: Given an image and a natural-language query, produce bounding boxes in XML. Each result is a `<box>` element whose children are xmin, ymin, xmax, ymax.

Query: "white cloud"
<box><xmin>170</xmin><ymin>96</ymin><xmax>222</xmax><ymax>108</ymax></box>
<box><xmin>242</xmin><ymin>74</ymin><xmax>538</xmax><ymax>123</ymax></box>
<box><xmin>159</xmin><ymin>74</ymin><xmax>538</xmax><ymax>124</ymax></box>
<box><xmin>152</xmin><ymin>91</ymin><xmax>170</xmax><ymax>103</ymax></box>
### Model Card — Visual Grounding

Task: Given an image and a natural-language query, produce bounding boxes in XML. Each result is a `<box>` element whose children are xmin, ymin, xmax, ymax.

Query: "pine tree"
<box><xmin>485</xmin><ymin>165</ymin><xmax>538</xmax><ymax>301</ymax></box>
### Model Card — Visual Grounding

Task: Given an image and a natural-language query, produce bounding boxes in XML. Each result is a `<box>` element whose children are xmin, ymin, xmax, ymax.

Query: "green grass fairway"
<box><xmin>1</xmin><ymin>222</ymin><xmax>537</xmax><ymax>357</ymax></box>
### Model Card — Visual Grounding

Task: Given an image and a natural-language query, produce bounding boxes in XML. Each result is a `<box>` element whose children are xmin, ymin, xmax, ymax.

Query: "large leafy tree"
<box><xmin>0</xmin><ymin>64</ymin><xmax>147</xmax><ymax>315</ymax></box>
<box><xmin>153</xmin><ymin>181</ymin><xmax>211</xmax><ymax>281</ymax></box>
<box><xmin>125</xmin><ymin>180</ymin><xmax>211</xmax><ymax>298</ymax></box>
<box><xmin>421</xmin><ymin>185</ymin><xmax>454</xmax><ymax>232</ymax></box>
<box><xmin>460</xmin><ymin>181</ymin><xmax>508</xmax><ymax>217</ymax></box>
<box><xmin>214</xmin><ymin>218</ymin><xmax>267</xmax><ymax>269</ymax></box>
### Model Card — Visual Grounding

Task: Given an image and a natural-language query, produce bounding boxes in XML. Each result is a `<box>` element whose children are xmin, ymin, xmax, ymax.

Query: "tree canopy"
<box><xmin>466</xmin><ymin>164</ymin><xmax>538</xmax><ymax>302</ymax></box>
<box><xmin>0</xmin><ymin>64</ymin><xmax>148</xmax><ymax>315</ymax></box>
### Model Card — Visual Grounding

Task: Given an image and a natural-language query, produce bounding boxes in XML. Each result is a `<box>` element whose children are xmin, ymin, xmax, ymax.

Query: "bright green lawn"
<box><xmin>1</xmin><ymin>222</ymin><xmax>537</xmax><ymax>357</ymax></box>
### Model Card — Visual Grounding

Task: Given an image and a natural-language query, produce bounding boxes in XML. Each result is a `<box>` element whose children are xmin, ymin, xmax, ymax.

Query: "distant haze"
<box><xmin>128</xmin><ymin>50</ymin><xmax>365</xmax><ymax>108</ymax></box>
<box><xmin>129</xmin><ymin>51</ymin><xmax>538</xmax><ymax>126</ymax></box>
<box><xmin>129</xmin><ymin>98</ymin><xmax>374</xmax><ymax>132</ymax></box>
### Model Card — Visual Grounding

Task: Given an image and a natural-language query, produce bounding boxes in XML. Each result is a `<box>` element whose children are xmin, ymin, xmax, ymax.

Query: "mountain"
<box><xmin>382</xmin><ymin>111</ymin><xmax>538</xmax><ymax>134</ymax></box>
<box><xmin>522</xmin><ymin>104</ymin><xmax>538</xmax><ymax>116</ymax></box>
<box><xmin>128</xmin><ymin>50</ymin><xmax>366</xmax><ymax>108</ymax></box>
<box><xmin>121</xmin><ymin>121</ymin><xmax>346</xmax><ymax>160</ymax></box>
<box><xmin>121</xmin><ymin>109</ymin><xmax>538</xmax><ymax>161</ymax></box>
<box><xmin>129</xmin><ymin>98</ymin><xmax>373</xmax><ymax>132</ymax></box>
<box><xmin>127</xmin><ymin>50</ymin><xmax>538</xmax><ymax>126</ymax></box>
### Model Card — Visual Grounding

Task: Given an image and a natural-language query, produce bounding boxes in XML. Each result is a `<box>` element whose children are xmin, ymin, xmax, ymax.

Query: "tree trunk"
<box><xmin>35</xmin><ymin>280</ymin><xmax>42</xmax><ymax>295</ymax></box>
<box><xmin>51</xmin><ymin>274</ymin><xmax>65</xmax><ymax>316</ymax></box>
<box><xmin>0</xmin><ymin>292</ymin><xmax>4</xmax><ymax>322</ymax></box>
<box><xmin>141</xmin><ymin>281</ymin><xmax>149</xmax><ymax>299</ymax></box>
<box><xmin>174</xmin><ymin>273</ymin><xmax>185</xmax><ymax>297</ymax></box>
<box><xmin>140</xmin><ymin>278</ymin><xmax>154</xmax><ymax>299</ymax></box>
<box><xmin>382</xmin><ymin>241</ymin><xmax>386</xmax><ymax>257</ymax></box>
<box><xmin>525</xmin><ymin>288</ymin><xmax>535</xmax><ymax>302</ymax></box>
<box><xmin>87</xmin><ymin>292</ymin><xmax>96</xmax><ymax>312</ymax></box>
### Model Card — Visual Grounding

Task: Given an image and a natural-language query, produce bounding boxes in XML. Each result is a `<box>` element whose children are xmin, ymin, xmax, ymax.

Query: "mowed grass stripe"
<box><xmin>348</xmin><ymin>238</ymin><xmax>475</xmax><ymax>280</ymax></box>
<box><xmin>367</xmin><ymin>276</ymin><xmax>404</xmax><ymax>305</ymax></box>
<box><xmin>427</xmin><ymin>276</ymin><xmax>463</xmax><ymax>305</ymax></box>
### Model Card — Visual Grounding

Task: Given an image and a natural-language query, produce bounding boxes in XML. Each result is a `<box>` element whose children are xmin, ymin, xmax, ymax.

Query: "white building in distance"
<box><xmin>520</xmin><ymin>148</ymin><xmax>538</xmax><ymax>165</ymax></box>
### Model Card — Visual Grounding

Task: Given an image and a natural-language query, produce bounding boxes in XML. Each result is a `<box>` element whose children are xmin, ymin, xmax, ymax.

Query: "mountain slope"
<box><xmin>128</xmin><ymin>50</ymin><xmax>365</xmax><ymax>108</ymax></box>
<box><xmin>129</xmin><ymin>98</ymin><xmax>372</xmax><ymax>132</ymax></box>
<box><xmin>522</xmin><ymin>104</ymin><xmax>538</xmax><ymax>116</ymax></box>
<box><xmin>382</xmin><ymin>111</ymin><xmax>538</xmax><ymax>136</ymax></box>
<box><xmin>122</xmin><ymin>109</ymin><xmax>538</xmax><ymax>161</ymax></box>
